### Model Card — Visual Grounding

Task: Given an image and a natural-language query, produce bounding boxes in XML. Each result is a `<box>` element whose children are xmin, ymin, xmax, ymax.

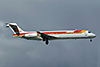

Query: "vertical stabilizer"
<box><xmin>6</xmin><ymin>23</ymin><xmax>25</xmax><ymax>35</ymax></box>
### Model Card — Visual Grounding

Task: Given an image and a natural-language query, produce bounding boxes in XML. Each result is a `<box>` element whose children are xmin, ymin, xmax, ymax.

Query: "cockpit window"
<box><xmin>88</xmin><ymin>31</ymin><xmax>91</xmax><ymax>33</ymax></box>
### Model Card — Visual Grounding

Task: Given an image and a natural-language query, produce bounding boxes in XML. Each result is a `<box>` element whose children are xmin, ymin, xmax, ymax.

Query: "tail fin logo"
<box><xmin>10</xmin><ymin>25</ymin><xmax>19</xmax><ymax>33</ymax></box>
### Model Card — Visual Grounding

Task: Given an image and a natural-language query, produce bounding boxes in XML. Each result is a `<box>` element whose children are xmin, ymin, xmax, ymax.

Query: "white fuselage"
<box><xmin>15</xmin><ymin>30</ymin><xmax>96</xmax><ymax>40</ymax></box>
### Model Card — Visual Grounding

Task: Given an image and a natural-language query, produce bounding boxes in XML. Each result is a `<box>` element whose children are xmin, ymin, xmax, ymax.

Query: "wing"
<box><xmin>37</xmin><ymin>31</ymin><xmax>57</xmax><ymax>41</ymax></box>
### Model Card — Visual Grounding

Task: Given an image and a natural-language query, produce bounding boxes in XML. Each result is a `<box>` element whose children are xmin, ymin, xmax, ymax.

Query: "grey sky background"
<box><xmin>0</xmin><ymin>0</ymin><xmax>100</xmax><ymax>67</ymax></box>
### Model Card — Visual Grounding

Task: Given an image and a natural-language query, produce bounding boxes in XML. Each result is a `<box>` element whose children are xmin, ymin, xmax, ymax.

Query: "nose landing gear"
<box><xmin>90</xmin><ymin>39</ymin><xmax>92</xmax><ymax>42</ymax></box>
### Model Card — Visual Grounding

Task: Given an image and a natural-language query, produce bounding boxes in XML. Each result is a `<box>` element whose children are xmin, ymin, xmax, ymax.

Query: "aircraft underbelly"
<box><xmin>22</xmin><ymin>36</ymin><xmax>42</xmax><ymax>40</ymax></box>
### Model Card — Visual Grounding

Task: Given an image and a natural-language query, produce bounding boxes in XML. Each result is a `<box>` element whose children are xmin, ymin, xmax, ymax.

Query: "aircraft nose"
<box><xmin>92</xmin><ymin>34</ymin><xmax>96</xmax><ymax>38</ymax></box>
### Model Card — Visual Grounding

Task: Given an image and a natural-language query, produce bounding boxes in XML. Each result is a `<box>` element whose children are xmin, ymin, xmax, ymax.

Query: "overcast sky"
<box><xmin>0</xmin><ymin>0</ymin><xmax>100</xmax><ymax>67</ymax></box>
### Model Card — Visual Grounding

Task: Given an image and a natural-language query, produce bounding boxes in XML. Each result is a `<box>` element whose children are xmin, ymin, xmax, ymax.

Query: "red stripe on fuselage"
<box><xmin>74</xmin><ymin>30</ymin><xmax>82</xmax><ymax>33</ymax></box>
<box><xmin>42</xmin><ymin>31</ymin><xmax>67</xmax><ymax>34</ymax></box>
<box><xmin>13</xmin><ymin>32</ymin><xmax>36</xmax><ymax>36</ymax></box>
<box><xmin>13</xmin><ymin>30</ymin><xmax>83</xmax><ymax>36</ymax></box>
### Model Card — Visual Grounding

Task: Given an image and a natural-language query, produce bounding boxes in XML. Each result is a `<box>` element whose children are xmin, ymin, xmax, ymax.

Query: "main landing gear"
<box><xmin>43</xmin><ymin>38</ymin><xmax>49</xmax><ymax>45</ymax></box>
<box><xmin>46</xmin><ymin>40</ymin><xmax>49</xmax><ymax>45</ymax></box>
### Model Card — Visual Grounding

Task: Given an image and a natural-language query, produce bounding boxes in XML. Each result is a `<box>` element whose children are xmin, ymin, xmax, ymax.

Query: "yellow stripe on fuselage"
<box><xmin>80</xmin><ymin>30</ymin><xmax>86</xmax><ymax>33</ymax></box>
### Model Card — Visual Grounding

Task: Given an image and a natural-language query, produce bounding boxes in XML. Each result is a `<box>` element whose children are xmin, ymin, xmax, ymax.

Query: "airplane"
<box><xmin>6</xmin><ymin>23</ymin><xmax>96</xmax><ymax>45</ymax></box>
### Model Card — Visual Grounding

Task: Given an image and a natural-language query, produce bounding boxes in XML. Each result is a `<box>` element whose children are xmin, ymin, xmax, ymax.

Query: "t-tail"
<box><xmin>6</xmin><ymin>23</ymin><xmax>26</xmax><ymax>36</ymax></box>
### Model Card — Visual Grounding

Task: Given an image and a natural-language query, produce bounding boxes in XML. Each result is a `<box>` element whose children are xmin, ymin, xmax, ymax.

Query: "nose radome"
<box><xmin>93</xmin><ymin>33</ymin><xmax>96</xmax><ymax>38</ymax></box>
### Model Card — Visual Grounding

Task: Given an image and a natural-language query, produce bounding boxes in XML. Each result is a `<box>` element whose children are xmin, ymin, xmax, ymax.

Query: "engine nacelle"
<box><xmin>23</xmin><ymin>33</ymin><xmax>37</xmax><ymax>37</ymax></box>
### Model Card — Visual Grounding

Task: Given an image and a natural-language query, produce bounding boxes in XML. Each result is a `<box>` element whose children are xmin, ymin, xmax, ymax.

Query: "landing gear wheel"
<box><xmin>90</xmin><ymin>39</ymin><xmax>92</xmax><ymax>42</ymax></box>
<box><xmin>46</xmin><ymin>40</ymin><xmax>49</xmax><ymax>45</ymax></box>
